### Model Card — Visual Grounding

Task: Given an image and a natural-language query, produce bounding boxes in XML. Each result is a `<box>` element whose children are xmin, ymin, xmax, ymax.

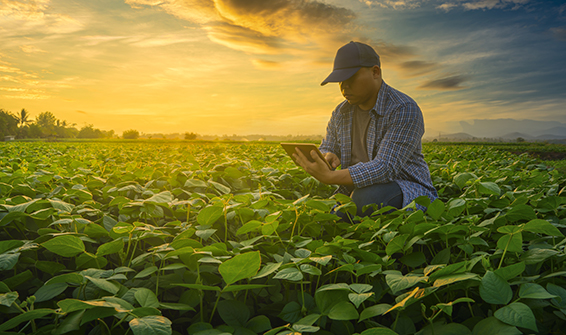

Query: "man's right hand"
<box><xmin>324</xmin><ymin>152</ymin><xmax>340</xmax><ymax>169</ymax></box>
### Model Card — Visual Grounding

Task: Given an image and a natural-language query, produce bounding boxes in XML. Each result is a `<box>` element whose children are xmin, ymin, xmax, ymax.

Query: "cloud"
<box><xmin>437</xmin><ymin>0</ymin><xmax>531</xmax><ymax>11</ymax></box>
<box><xmin>360</xmin><ymin>0</ymin><xmax>422</xmax><ymax>10</ymax></box>
<box><xmin>0</xmin><ymin>0</ymin><xmax>50</xmax><ymax>20</ymax></box>
<box><xmin>418</xmin><ymin>75</ymin><xmax>469</xmax><ymax>90</ymax></box>
<box><xmin>252</xmin><ymin>59</ymin><xmax>283</xmax><ymax>70</ymax></box>
<box><xmin>126</xmin><ymin>0</ymin><xmax>356</xmax><ymax>59</ymax></box>
<box><xmin>75</xmin><ymin>110</ymin><xmax>87</xmax><ymax>114</ymax></box>
<box><xmin>19</xmin><ymin>45</ymin><xmax>47</xmax><ymax>53</ymax></box>
<box><xmin>393</xmin><ymin>60</ymin><xmax>438</xmax><ymax>77</ymax></box>
<box><xmin>550</xmin><ymin>26</ymin><xmax>566</xmax><ymax>41</ymax></box>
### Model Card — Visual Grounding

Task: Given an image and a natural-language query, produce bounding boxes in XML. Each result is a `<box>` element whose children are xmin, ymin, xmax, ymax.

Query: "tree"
<box><xmin>0</xmin><ymin>109</ymin><xmax>18</xmax><ymax>138</ymax></box>
<box><xmin>35</xmin><ymin>111</ymin><xmax>58</xmax><ymax>137</ymax></box>
<box><xmin>17</xmin><ymin>108</ymin><xmax>31</xmax><ymax>128</ymax></box>
<box><xmin>184</xmin><ymin>132</ymin><xmax>198</xmax><ymax>140</ymax></box>
<box><xmin>123</xmin><ymin>129</ymin><xmax>139</xmax><ymax>139</ymax></box>
<box><xmin>78</xmin><ymin>125</ymin><xmax>103</xmax><ymax>139</ymax></box>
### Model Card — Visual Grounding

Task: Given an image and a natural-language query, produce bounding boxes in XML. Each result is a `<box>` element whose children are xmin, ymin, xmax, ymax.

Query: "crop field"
<box><xmin>1</xmin><ymin>141</ymin><xmax>565</xmax><ymax>335</ymax></box>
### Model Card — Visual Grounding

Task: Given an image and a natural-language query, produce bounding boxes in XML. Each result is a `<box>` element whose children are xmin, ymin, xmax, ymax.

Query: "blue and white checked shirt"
<box><xmin>319</xmin><ymin>81</ymin><xmax>438</xmax><ymax>208</ymax></box>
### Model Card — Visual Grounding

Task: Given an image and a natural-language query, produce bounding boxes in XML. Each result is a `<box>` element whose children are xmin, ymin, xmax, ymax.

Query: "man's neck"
<box><xmin>358</xmin><ymin>80</ymin><xmax>382</xmax><ymax>110</ymax></box>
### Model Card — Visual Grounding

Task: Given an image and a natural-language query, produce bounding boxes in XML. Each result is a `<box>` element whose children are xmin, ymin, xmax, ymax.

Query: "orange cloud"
<box><xmin>126</xmin><ymin>0</ymin><xmax>356</xmax><ymax>59</ymax></box>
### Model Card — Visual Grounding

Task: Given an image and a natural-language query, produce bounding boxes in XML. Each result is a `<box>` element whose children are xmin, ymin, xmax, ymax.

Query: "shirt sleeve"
<box><xmin>348</xmin><ymin>102</ymin><xmax>424</xmax><ymax>188</ymax></box>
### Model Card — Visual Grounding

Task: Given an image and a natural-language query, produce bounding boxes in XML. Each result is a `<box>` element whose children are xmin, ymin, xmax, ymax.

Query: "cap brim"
<box><xmin>320</xmin><ymin>67</ymin><xmax>360</xmax><ymax>86</ymax></box>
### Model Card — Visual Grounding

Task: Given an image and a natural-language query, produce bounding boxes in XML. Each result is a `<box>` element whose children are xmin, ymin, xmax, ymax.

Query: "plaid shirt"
<box><xmin>319</xmin><ymin>81</ymin><xmax>438</xmax><ymax>208</ymax></box>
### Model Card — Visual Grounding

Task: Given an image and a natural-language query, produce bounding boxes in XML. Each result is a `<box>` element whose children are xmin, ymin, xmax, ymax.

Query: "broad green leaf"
<box><xmin>217</xmin><ymin>300</ymin><xmax>249</xmax><ymax>327</ymax></box>
<box><xmin>386</xmin><ymin>273</ymin><xmax>426</xmax><ymax>294</ymax></box>
<box><xmin>361</xmin><ymin>328</ymin><xmax>399</xmax><ymax>335</ymax></box>
<box><xmin>472</xmin><ymin>316</ymin><xmax>521</xmax><ymax>335</ymax></box>
<box><xmin>447</xmin><ymin>198</ymin><xmax>466</xmax><ymax>216</ymax></box>
<box><xmin>208</xmin><ymin>180</ymin><xmax>231</xmax><ymax>194</ymax></box>
<box><xmin>42</xmin><ymin>235</ymin><xmax>85</xmax><ymax>257</ymax></box>
<box><xmin>416</xmin><ymin>322</ymin><xmax>472</xmax><ymax>335</ymax></box>
<box><xmin>273</xmin><ymin>267</ymin><xmax>303</xmax><ymax>282</ymax></box>
<box><xmin>480</xmin><ymin>271</ymin><xmax>512</xmax><ymax>305</ymax></box>
<box><xmin>158</xmin><ymin>303</ymin><xmax>195</xmax><ymax>311</ymax></box>
<box><xmin>300</xmin><ymin>264</ymin><xmax>322</xmax><ymax>276</ymax></box>
<box><xmin>196</xmin><ymin>206</ymin><xmax>223</xmax><ymax>226</ymax></box>
<box><xmin>309</xmin><ymin>255</ymin><xmax>332</xmax><ymax>266</ymax></box>
<box><xmin>135</xmin><ymin>288</ymin><xmax>160</xmax><ymax>308</ymax></box>
<box><xmin>0</xmin><ymin>309</ymin><xmax>55</xmax><ymax>331</ymax></box>
<box><xmin>53</xmin><ymin>310</ymin><xmax>84</xmax><ymax>335</ymax></box>
<box><xmin>81</xmin><ymin>307</ymin><xmax>119</xmax><ymax>326</ymax></box>
<box><xmin>359</xmin><ymin>304</ymin><xmax>392</xmax><ymax>322</ymax></box>
<box><xmin>518</xmin><ymin>283</ymin><xmax>557</xmax><ymax>300</ymax></box>
<box><xmin>428</xmin><ymin>261</ymin><xmax>467</xmax><ymax>282</ymax></box>
<box><xmin>144</xmin><ymin>191</ymin><xmax>173</xmax><ymax>204</ymax></box>
<box><xmin>253</xmin><ymin>262</ymin><xmax>281</xmax><ymax>279</ymax></box>
<box><xmin>521</xmin><ymin>248</ymin><xmax>559</xmax><ymax>264</ymax></box>
<box><xmin>135</xmin><ymin>266</ymin><xmax>159</xmax><ymax>279</ymax></box>
<box><xmin>327</xmin><ymin>301</ymin><xmax>359</xmax><ymax>320</ymax></box>
<box><xmin>477</xmin><ymin>182</ymin><xmax>500</xmax><ymax>196</ymax></box>
<box><xmin>504</xmin><ymin>204</ymin><xmax>536</xmax><ymax>222</ymax></box>
<box><xmin>35</xmin><ymin>260</ymin><xmax>66</xmax><ymax>275</ymax></box>
<box><xmin>496</xmin><ymin>233</ymin><xmax>523</xmax><ymax>253</ymax></box>
<box><xmin>494</xmin><ymin>262</ymin><xmax>525</xmax><ymax>281</ymax></box>
<box><xmin>523</xmin><ymin>219</ymin><xmax>564</xmax><ymax>237</ymax></box>
<box><xmin>433</xmin><ymin>273</ymin><xmax>479</xmax><ymax>288</ymax></box>
<box><xmin>348</xmin><ymin>292</ymin><xmax>373</xmax><ymax>308</ymax></box>
<box><xmin>34</xmin><ymin>282</ymin><xmax>68</xmax><ymax>303</ymax></box>
<box><xmin>0</xmin><ymin>291</ymin><xmax>18</xmax><ymax>307</ymax></box>
<box><xmin>236</xmin><ymin>220</ymin><xmax>262</xmax><ymax>235</ymax></box>
<box><xmin>350</xmin><ymin>283</ymin><xmax>373</xmax><ymax>294</ymax></box>
<box><xmin>85</xmin><ymin>276</ymin><xmax>119</xmax><ymax>295</ymax></box>
<box><xmin>219</xmin><ymin>251</ymin><xmax>261</xmax><ymax>285</ymax></box>
<box><xmin>386</xmin><ymin>234</ymin><xmax>408</xmax><ymax>256</ymax></box>
<box><xmin>494</xmin><ymin>302</ymin><xmax>538</xmax><ymax>332</ymax></box>
<box><xmin>426</xmin><ymin>199</ymin><xmax>445</xmax><ymax>220</ymax></box>
<box><xmin>279</xmin><ymin>301</ymin><xmax>302</xmax><ymax>323</ymax></box>
<box><xmin>45</xmin><ymin>273</ymin><xmax>84</xmax><ymax>286</ymax></box>
<box><xmin>96</xmin><ymin>239</ymin><xmax>124</xmax><ymax>257</ymax></box>
<box><xmin>400</xmin><ymin>251</ymin><xmax>426</xmax><ymax>268</ymax></box>
<box><xmin>0</xmin><ymin>253</ymin><xmax>20</xmax><ymax>271</ymax></box>
<box><xmin>0</xmin><ymin>240</ymin><xmax>24</xmax><ymax>254</ymax></box>
<box><xmin>454</xmin><ymin>172</ymin><xmax>478</xmax><ymax>189</ymax></box>
<box><xmin>129</xmin><ymin>316</ymin><xmax>172</xmax><ymax>335</ymax></box>
<box><xmin>246</xmin><ymin>315</ymin><xmax>272</xmax><ymax>334</ymax></box>
<box><xmin>292</xmin><ymin>324</ymin><xmax>320</xmax><ymax>333</ymax></box>
<box><xmin>547</xmin><ymin>283</ymin><xmax>566</xmax><ymax>309</ymax></box>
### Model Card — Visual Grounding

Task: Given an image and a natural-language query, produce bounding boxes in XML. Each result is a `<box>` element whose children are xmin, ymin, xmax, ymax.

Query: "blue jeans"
<box><xmin>334</xmin><ymin>181</ymin><xmax>403</xmax><ymax>220</ymax></box>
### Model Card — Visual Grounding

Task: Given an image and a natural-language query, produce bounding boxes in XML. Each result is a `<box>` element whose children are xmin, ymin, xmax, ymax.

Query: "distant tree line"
<box><xmin>0</xmin><ymin>108</ymin><xmax>114</xmax><ymax>139</ymax></box>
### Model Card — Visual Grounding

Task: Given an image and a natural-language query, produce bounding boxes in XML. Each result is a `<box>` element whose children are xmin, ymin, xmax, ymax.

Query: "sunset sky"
<box><xmin>1</xmin><ymin>0</ymin><xmax>565</xmax><ymax>137</ymax></box>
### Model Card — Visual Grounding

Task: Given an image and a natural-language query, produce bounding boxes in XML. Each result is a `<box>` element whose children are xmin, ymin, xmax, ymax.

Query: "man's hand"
<box><xmin>324</xmin><ymin>152</ymin><xmax>340</xmax><ymax>169</ymax></box>
<box><xmin>293</xmin><ymin>148</ymin><xmax>353</xmax><ymax>186</ymax></box>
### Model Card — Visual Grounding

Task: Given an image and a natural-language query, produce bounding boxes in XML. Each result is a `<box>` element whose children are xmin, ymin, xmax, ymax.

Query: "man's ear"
<box><xmin>372</xmin><ymin>65</ymin><xmax>381</xmax><ymax>78</ymax></box>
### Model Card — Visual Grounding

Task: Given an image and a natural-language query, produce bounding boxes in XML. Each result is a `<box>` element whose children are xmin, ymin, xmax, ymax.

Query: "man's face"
<box><xmin>339</xmin><ymin>66</ymin><xmax>380</xmax><ymax>108</ymax></box>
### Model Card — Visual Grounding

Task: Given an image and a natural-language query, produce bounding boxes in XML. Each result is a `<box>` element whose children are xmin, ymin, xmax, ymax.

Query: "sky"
<box><xmin>1</xmin><ymin>0</ymin><xmax>565</xmax><ymax>137</ymax></box>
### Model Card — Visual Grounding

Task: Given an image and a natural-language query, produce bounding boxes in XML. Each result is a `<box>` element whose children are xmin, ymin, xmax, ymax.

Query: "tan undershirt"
<box><xmin>347</xmin><ymin>105</ymin><xmax>372</xmax><ymax>193</ymax></box>
<box><xmin>351</xmin><ymin>105</ymin><xmax>371</xmax><ymax>165</ymax></box>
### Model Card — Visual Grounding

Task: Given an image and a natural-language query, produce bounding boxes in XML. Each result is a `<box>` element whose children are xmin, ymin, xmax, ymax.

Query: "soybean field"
<box><xmin>1</xmin><ymin>141</ymin><xmax>566</xmax><ymax>335</ymax></box>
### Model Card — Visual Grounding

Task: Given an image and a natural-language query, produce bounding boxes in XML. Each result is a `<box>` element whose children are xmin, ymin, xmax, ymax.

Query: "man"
<box><xmin>293</xmin><ymin>41</ymin><xmax>437</xmax><ymax>217</ymax></box>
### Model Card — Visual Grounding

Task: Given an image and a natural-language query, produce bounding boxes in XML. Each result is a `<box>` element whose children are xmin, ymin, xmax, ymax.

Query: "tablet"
<box><xmin>280</xmin><ymin>143</ymin><xmax>332</xmax><ymax>170</ymax></box>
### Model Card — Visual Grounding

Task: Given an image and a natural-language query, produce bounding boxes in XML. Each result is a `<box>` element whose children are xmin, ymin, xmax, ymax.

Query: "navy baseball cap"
<box><xmin>321</xmin><ymin>41</ymin><xmax>381</xmax><ymax>86</ymax></box>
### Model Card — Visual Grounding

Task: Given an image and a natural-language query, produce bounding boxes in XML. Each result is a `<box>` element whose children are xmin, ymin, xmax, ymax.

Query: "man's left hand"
<box><xmin>293</xmin><ymin>148</ymin><xmax>334</xmax><ymax>184</ymax></box>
